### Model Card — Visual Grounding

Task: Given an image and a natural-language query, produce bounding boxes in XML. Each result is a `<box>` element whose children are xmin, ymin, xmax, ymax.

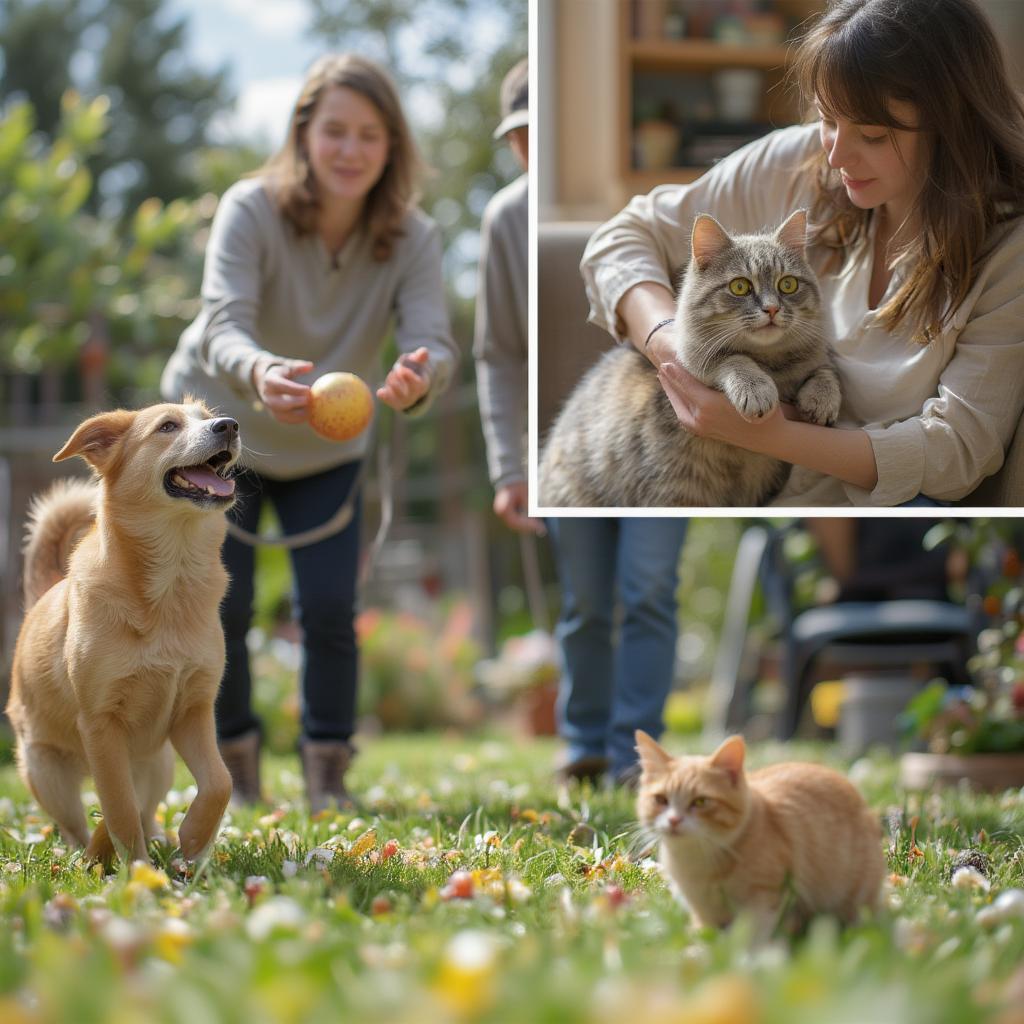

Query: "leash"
<box><xmin>225</xmin><ymin>418</ymin><xmax>394</xmax><ymax>588</ymax></box>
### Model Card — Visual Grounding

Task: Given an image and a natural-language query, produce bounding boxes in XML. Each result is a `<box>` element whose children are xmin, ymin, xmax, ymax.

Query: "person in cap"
<box><xmin>474</xmin><ymin>60</ymin><xmax>687</xmax><ymax>788</ymax></box>
<box><xmin>474</xmin><ymin>58</ymin><xmax>536</xmax><ymax>533</ymax></box>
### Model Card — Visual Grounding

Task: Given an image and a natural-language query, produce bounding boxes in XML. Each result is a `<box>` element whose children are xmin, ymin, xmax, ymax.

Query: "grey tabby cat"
<box><xmin>539</xmin><ymin>210</ymin><xmax>841</xmax><ymax>507</ymax></box>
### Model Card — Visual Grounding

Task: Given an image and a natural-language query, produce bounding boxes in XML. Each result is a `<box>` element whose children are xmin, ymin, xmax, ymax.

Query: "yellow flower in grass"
<box><xmin>684</xmin><ymin>975</ymin><xmax>762</xmax><ymax>1024</ymax></box>
<box><xmin>129</xmin><ymin>862</ymin><xmax>170</xmax><ymax>891</ymax></box>
<box><xmin>0</xmin><ymin>995</ymin><xmax>39</xmax><ymax>1023</ymax></box>
<box><xmin>153</xmin><ymin>919</ymin><xmax>194</xmax><ymax>965</ymax></box>
<box><xmin>470</xmin><ymin>867</ymin><xmax>505</xmax><ymax>900</ymax></box>
<box><xmin>433</xmin><ymin>931</ymin><xmax>500</xmax><ymax>1018</ymax></box>
<box><xmin>348</xmin><ymin>828</ymin><xmax>377</xmax><ymax>858</ymax></box>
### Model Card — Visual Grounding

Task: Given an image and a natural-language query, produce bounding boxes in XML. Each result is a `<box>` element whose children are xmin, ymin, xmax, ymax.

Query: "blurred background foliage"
<box><xmin>0</xmin><ymin>0</ymin><xmax>526</xmax><ymax>401</ymax></box>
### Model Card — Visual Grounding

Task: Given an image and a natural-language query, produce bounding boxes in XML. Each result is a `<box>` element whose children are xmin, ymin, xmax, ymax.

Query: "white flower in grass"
<box><xmin>445</xmin><ymin>930</ymin><xmax>499</xmax><ymax>971</ymax></box>
<box><xmin>282</xmin><ymin>860</ymin><xmax>299</xmax><ymax>879</ymax></box>
<box><xmin>304</xmin><ymin>846</ymin><xmax>335</xmax><ymax>868</ymax></box>
<box><xmin>474</xmin><ymin>830</ymin><xmax>501</xmax><ymax>852</ymax></box>
<box><xmin>506</xmin><ymin>878</ymin><xmax>532</xmax><ymax>903</ymax></box>
<box><xmin>977</xmin><ymin>889</ymin><xmax>1024</xmax><ymax>928</ymax></box>
<box><xmin>246</xmin><ymin>896</ymin><xmax>306</xmax><ymax>940</ymax></box>
<box><xmin>951</xmin><ymin>866</ymin><xmax>991</xmax><ymax>892</ymax></box>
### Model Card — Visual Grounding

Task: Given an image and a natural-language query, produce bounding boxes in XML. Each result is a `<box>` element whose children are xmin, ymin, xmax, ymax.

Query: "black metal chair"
<box><xmin>706</xmin><ymin>522</ymin><xmax>976</xmax><ymax>740</ymax></box>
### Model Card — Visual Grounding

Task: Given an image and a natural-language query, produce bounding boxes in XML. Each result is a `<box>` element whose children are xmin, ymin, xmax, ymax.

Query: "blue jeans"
<box><xmin>547</xmin><ymin>517</ymin><xmax>689</xmax><ymax>777</ymax></box>
<box><xmin>218</xmin><ymin>461</ymin><xmax>362</xmax><ymax>743</ymax></box>
<box><xmin>900</xmin><ymin>496</ymin><xmax>949</xmax><ymax>507</ymax></box>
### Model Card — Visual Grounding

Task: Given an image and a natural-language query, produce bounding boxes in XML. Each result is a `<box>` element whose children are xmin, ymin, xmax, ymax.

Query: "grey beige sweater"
<box><xmin>161</xmin><ymin>178</ymin><xmax>458</xmax><ymax>480</ymax></box>
<box><xmin>473</xmin><ymin>174</ymin><xmax>528</xmax><ymax>489</ymax></box>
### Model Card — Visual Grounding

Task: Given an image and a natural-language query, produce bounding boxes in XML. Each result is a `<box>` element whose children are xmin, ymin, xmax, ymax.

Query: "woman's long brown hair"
<box><xmin>790</xmin><ymin>0</ymin><xmax>1024</xmax><ymax>342</ymax></box>
<box><xmin>254</xmin><ymin>54</ymin><xmax>424</xmax><ymax>262</ymax></box>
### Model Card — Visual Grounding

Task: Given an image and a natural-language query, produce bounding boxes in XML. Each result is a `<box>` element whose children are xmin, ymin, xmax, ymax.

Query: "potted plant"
<box><xmin>474</xmin><ymin>630</ymin><xmax>561</xmax><ymax>736</ymax></box>
<box><xmin>899</xmin><ymin>531</ymin><xmax>1024</xmax><ymax>790</ymax></box>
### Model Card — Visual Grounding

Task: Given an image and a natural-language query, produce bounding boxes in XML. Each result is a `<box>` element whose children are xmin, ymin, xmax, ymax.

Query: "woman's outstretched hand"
<box><xmin>253</xmin><ymin>357</ymin><xmax>314</xmax><ymax>424</ymax></box>
<box><xmin>377</xmin><ymin>347</ymin><xmax>431</xmax><ymax>411</ymax></box>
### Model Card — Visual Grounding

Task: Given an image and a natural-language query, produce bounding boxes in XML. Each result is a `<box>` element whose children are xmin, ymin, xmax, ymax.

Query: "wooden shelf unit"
<box><xmin>618</xmin><ymin>1</ymin><xmax>824</xmax><ymax>190</ymax></box>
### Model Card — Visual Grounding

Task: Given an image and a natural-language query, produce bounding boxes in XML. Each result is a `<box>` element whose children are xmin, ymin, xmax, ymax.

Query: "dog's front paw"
<box><xmin>796</xmin><ymin>370</ymin><xmax>842</xmax><ymax>426</ymax></box>
<box><xmin>725</xmin><ymin>375</ymin><xmax>778</xmax><ymax>421</ymax></box>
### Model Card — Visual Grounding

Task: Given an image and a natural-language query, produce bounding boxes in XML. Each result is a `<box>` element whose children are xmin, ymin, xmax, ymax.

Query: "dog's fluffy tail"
<box><xmin>22</xmin><ymin>478</ymin><xmax>97</xmax><ymax>610</ymax></box>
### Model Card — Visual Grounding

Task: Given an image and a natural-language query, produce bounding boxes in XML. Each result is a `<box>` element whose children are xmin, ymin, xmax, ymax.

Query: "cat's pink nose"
<box><xmin>666</xmin><ymin>813</ymin><xmax>682</xmax><ymax>829</ymax></box>
<box><xmin>764</xmin><ymin>305</ymin><xmax>779</xmax><ymax>319</ymax></box>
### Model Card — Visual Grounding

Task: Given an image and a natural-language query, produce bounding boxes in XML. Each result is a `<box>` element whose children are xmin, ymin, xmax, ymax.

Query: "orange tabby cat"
<box><xmin>635</xmin><ymin>731</ymin><xmax>884</xmax><ymax>936</ymax></box>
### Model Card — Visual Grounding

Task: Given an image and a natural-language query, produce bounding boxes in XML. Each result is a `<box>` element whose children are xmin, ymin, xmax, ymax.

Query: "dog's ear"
<box><xmin>53</xmin><ymin>410</ymin><xmax>136</xmax><ymax>470</ymax></box>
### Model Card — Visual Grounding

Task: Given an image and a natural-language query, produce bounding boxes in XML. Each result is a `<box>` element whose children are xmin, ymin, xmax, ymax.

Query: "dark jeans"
<box><xmin>547</xmin><ymin>517</ymin><xmax>689</xmax><ymax>776</ymax></box>
<box><xmin>218</xmin><ymin>461</ymin><xmax>362</xmax><ymax>743</ymax></box>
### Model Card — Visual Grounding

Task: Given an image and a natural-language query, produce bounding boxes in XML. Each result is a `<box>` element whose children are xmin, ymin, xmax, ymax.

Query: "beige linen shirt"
<box><xmin>581</xmin><ymin>123</ymin><xmax>1024</xmax><ymax>506</ymax></box>
<box><xmin>161</xmin><ymin>178</ymin><xmax>457</xmax><ymax>480</ymax></box>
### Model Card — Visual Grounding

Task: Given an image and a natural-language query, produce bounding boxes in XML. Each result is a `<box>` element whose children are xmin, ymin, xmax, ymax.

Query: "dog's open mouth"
<box><xmin>164</xmin><ymin>450</ymin><xmax>236</xmax><ymax>504</ymax></box>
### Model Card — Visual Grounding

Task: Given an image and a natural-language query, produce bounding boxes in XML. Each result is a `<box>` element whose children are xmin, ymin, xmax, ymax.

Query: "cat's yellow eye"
<box><xmin>728</xmin><ymin>278</ymin><xmax>752</xmax><ymax>297</ymax></box>
<box><xmin>778</xmin><ymin>275</ymin><xmax>799</xmax><ymax>295</ymax></box>
<box><xmin>690</xmin><ymin>796</ymin><xmax>708</xmax><ymax>809</ymax></box>
<box><xmin>653</xmin><ymin>793</ymin><xmax>668</xmax><ymax>807</ymax></box>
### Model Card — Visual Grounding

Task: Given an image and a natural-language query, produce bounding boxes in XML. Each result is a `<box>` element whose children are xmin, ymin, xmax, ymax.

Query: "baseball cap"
<box><xmin>493</xmin><ymin>58</ymin><xmax>528</xmax><ymax>140</ymax></box>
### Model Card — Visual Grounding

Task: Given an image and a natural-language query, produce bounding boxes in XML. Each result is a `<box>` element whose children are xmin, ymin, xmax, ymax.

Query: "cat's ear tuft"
<box><xmin>690</xmin><ymin>214</ymin><xmax>732</xmax><ymax>270</ymax></box>
<box><xmin>775</xmin><ymin>209</ymin><xmax>808</xmax><ymax>255</ymax></box>
<box><xmin>635</xmin><ymin>729</ymin><xmax>672</xmax><ymax>775</ymax></box>
<box><xmin>709</xmin><ymin>734</ymin><xmax>746</xmax><ymax>784</ymax></box>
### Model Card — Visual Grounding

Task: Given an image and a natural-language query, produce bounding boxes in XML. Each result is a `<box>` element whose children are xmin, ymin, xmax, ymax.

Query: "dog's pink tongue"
<box><xmin>180</xmin><ymin>466</ymin><xmax>235</xmax><ymax>496</ymax></box>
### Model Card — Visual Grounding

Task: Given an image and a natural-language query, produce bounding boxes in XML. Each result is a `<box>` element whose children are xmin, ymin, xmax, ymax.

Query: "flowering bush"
<box><xmin>903</xmin><ymin>527</ymin><xmax>1024</xmax><ymax>755</ymax></box>
<box><xmin>355</xmin><ymin>600</ymin><xmax>483</xmax><ymax>731</ymax></box>
<box><xmin>474</xmin><ymin>630</ymin><xmax>560</xmax><ymax>703</ymax></box>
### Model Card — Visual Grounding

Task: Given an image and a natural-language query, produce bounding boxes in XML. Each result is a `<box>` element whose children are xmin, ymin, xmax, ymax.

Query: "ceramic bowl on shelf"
<box><xmin>634</xmin><ymin>120</ymin><xmax>681</xmax><ymax>171</ymax></box>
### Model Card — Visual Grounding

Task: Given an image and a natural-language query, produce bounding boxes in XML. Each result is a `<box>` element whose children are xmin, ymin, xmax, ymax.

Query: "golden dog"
<box><xmin>6</xmin><ymin>400</ymin><xmax>240</xmax><ymax>864</ymax></box>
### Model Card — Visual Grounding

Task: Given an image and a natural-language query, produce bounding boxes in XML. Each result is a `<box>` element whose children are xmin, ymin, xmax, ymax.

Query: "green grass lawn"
<box><xmin>1</xmin><ymin>733</ymin><xmax>1022</xmax><ymax>1024</ymax></box>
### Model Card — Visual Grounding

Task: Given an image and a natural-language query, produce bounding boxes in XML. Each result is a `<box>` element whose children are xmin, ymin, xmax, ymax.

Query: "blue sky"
<box><xmin>166</xmin><ymin>0</ymin><xmax>515</xmax><ymax>151</ymax></box>
<box><xmin>167</xmin><ymin>0</ymin><xmax>319</xmax><ymax>148</ymax></box>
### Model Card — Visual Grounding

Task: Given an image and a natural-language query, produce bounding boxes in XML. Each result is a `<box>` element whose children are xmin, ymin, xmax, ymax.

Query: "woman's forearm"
<box><xmin>617</xmin><ymin>282</ymin><xmax>677</xmax><ymax>366</ymax></box>
<box><xmin>739</xmin><ymin>415</ymin><xmax>879</xmax><ymax>492</ymax></box>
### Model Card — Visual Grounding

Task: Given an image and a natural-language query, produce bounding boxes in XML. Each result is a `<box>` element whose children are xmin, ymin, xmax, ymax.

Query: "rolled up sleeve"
<box><xmin>581</xmin><ymin>124</ymin><xmax>820</xmax><ymax>343</ymax></box>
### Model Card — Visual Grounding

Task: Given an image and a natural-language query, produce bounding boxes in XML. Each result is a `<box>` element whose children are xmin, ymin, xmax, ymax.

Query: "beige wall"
<box><xmin>981</xmin><ymin>1</ymin><xmax>1024</xmax><ymax>91</ymax></box>
<box><xmin>544</xmin><ymin>0</ymin><xmax>620</xmax><ymax>220</ymax></box>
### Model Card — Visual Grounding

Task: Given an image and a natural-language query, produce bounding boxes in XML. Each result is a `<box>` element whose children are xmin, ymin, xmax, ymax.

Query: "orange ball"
<box><xmin>308</xmin><ymin>372</ymin><xmax>374</xmax><ymax>442</ymax></box>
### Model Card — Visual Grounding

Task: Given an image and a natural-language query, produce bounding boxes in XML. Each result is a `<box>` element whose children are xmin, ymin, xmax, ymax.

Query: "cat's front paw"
<box><xmin>726</xmin><ymin>376</ymin><xmax>778</xmax><ymax>421</ymax></box>
<box><xmin>796</xmin><ymin>370</ymin><xmax>842</xmax><ymax>426</ymax></box>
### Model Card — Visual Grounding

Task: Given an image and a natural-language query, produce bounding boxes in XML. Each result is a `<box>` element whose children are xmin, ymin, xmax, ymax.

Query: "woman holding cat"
<box><xmin>161</xmin><ymin>54</ymin><xmax>458</xmax><ymax>809</ymax></box>
<box><xmin>582</xmin><ymin>0</ymin><xmax>1024</xmax><ymax>506</ymax></box>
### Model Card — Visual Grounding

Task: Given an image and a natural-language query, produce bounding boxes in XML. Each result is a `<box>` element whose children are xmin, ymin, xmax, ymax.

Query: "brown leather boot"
<box><xmin>218</xmin><ymin>729</ymin><xmax>263</xmax><ymax>806</ymax></box>
<box><xmin>300</xmin><ymin>739</ymin><xmax>355</xmax><ymax>813</ymax></box>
